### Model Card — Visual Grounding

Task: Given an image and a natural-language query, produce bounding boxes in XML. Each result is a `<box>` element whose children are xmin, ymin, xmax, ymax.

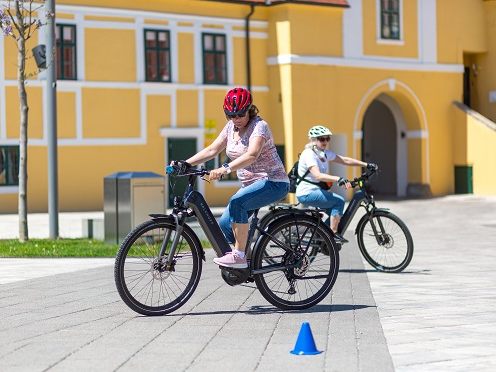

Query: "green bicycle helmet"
<box><xmin>308</xmin><ymin>125</ymin><xmax>332</xmax><ymax>138</ymax></box>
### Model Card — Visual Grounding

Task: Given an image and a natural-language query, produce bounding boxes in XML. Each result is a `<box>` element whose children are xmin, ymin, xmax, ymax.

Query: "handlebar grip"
<box><xmin>165</xmin><ymin>165</ymin><xmax>176</xmax><ymax>175</ymax></box>
<box><xmin>367</xmin><ymin>163</ymin><xmax>379</xmax><ymax>172</ymax></box>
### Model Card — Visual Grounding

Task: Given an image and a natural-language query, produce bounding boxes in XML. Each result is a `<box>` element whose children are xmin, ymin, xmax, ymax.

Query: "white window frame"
<box><xmin>376</xmin><ymin>0</ymin><xmax>404</xmax><ymax>45</ymax></box>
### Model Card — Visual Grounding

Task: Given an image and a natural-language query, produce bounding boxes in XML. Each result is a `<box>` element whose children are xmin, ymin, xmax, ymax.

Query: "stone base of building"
<box><xmin>406</xmin><ymin>183</ymin><xmax>432</xmax><ymax>198</ymax></box>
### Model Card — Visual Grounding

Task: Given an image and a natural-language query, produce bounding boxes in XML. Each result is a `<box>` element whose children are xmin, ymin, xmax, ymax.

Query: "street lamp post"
<box><xmin>46</xmin><ymin>0</ymin><xmax>59</xmax><ymax>238</ymax></box>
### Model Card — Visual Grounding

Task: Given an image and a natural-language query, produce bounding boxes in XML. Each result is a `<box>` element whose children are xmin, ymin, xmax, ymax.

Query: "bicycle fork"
<box><xmin>158</xmin><ymin>212</ymin><xmax>187</xmax><ymax>270</ymax></box>
<box><xmin>366</xmin><ymin>212</ymin><xmax>388</xmax><ymax>246</ymax></box>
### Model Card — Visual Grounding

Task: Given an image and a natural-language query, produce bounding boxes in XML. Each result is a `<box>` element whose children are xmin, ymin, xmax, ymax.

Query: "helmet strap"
<box><xmin>312</xmin><ymin>145</ymin><xmax>327</xmax><ymax>162</ymax></box>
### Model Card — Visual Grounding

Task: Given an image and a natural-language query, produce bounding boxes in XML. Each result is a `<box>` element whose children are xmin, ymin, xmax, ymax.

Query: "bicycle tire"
<box><xmin>114</xmin><ymin>218</ymin><xmax>203</xmax><ymax>316</ymax></box>
<box><xmin>357</xmin><ymin>210</ymin><xmax>414</xmax><ymax>273</ymax></box>
<box><xmin>252</xmin><ymin>215</ymin><xmax>339</xmax><ymax>310</ymax></box>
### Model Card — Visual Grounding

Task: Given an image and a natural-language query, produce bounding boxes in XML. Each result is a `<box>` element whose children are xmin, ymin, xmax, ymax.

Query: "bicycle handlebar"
<box><xmin>167</xmin><ymin>160</ymin><xmax>376</xmax><ymax>190</ymax></box>
<box><xmin>349</xmin><ymin>167</ymin><xmax>378</xmax><ymax>189</ymax></box>
<box><xmin>166</xmin><ymin>160</ymin><xmax>210</xmax><ymax>177</ymax></box>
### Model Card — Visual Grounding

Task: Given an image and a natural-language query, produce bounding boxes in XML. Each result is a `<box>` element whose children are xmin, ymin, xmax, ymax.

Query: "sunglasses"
<box><xmin>227</xmin><ymin>111</ymin><xmax>248</xmax><ymax>119</ymax></box>
<box><xmin>317</xmin><ymin>136</ymin><xmax>331</xmax><ymax>142</ymax></box>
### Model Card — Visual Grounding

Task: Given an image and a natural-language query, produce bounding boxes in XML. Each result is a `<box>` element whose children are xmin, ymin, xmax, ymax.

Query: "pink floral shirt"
<box><xmin>219</xmin><ymin>116</ymin><xmax>289</xmax><ymax>186</ymax></box>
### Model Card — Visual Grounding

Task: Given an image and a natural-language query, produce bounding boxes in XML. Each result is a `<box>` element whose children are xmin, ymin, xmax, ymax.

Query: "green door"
<box><xmin>167</xmin><ymin>138</ymin><xmax>197</xmax><ymax>207</ymax></box>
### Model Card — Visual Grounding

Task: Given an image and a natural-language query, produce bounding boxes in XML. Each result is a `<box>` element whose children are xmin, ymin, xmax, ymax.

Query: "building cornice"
<box><xmin>267</xmin><ymin>54</ymin><xmax>463</xmax><ymax>73</ymax></box>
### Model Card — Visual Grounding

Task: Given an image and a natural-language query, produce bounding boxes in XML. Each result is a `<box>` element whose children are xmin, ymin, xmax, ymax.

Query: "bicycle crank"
<box><xmin>220</xmin><ymin>267</ymin><xmax>252</xmax><ymax>286</ymax></box>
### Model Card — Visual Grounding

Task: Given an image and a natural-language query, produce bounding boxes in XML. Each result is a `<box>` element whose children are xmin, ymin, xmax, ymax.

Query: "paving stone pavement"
<box><xmin>363</xmin><ymin>195</ymin><xmax>496</xmax><ymax>372</ymax></box>
<box><xmin>0</xmin><ymin>240</ymin><xmax>392</xmax><ymax>371</ymax></box>
<box><xmin>0</xmin><ymin>195</ymin><xmax>495</xmax><ymax>371</ymax></box>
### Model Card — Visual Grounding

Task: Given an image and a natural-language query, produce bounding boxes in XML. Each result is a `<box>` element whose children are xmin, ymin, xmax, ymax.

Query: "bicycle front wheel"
<box><xmin>114</xmin><ymin>218</ymin><xmax>203</xmax><ymax>316</ymax></box>
<box><xmin>357</xmin><ymin>210</ymin><xmax>414</xmax><ymax>273</ymax></box>
<box><xmin>252</xmin><ymin>215</ymin><xmax>339</xmax><ymax>310</ymax></box>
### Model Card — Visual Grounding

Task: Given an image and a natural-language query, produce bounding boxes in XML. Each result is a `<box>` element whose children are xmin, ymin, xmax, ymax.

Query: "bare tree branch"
<box><xmin>6</xmin><ymin>7</ymin><xmax>22</xmax><ymax>42</ymax></box>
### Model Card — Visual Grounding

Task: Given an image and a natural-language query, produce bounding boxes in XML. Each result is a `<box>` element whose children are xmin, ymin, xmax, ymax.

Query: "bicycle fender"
<box><xmin>354</xmin><ymin>208</ymin><xmax>391</xmax><ymax>235</ymax></box>
<box><xmin>263</xmin><ymin>210</ymin><xmax>310</xmax><ymax>231</ymax></box>
<box><xmin>264</xmin><ymin>209</ymin><xmax>333</xmax><ymax>236</ymax></box>
<box><xmin>150</xmin><ymin>214</ymin><xmax>206</xmax><ymax>262</ymax></box>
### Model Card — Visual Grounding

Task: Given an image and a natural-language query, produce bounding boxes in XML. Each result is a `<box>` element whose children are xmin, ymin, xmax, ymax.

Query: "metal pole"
<box><xmin>46</xmin><ymin>0</ymin><xmax>59</xmax><ymax>238</ymax></box>
<box><xmin>245</xmin><ymin>4</ymin><xmax>255</xmax><ymax>92</ymax></box>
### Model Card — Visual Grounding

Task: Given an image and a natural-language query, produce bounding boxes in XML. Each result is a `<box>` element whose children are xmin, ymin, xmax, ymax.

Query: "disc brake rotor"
<box><xmin>381</xmin><ymin>234</ymin><xmax>394</xmax><ymax>249</ymax></box>
<box><xmin>151</xmin><ymin>258</ymin><xmax>172</xmax><ymax>279</ymax></box>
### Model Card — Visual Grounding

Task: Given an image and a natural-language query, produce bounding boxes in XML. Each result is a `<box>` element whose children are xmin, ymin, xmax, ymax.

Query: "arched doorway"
<box><xmin>355</xmin><ymin>81</ymin><xmax>426</xmax><ymax>198</ymax></box>
<box><xmin>362</xmin><ymin>98</ymin><xmax>399</xmax><ymax>196</ymax></box>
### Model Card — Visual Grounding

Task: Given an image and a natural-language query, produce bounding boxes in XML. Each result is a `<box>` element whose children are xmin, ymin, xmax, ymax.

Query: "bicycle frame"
<box><xmin>260</xmin><ymin>169</ymin><xmax>387</xmax><ymax>246</ymax></box>
<box><xmin>185</xmin><ymin>190</ymin><xmax>314</xmax><ymax>273</ymax></box>
<box><xmin>164</xmin><ymin>170</ymin><xmax>323</xmax><ymax>278</ymax></box>
<box><xmin>337</xmin><ymin>190</ymin><xmax>372</xmax><ymax>235</ymax></box>
<box><xmin>165</xmin><ymin>173</ymin><xmax>232</xmax><ymax>259</ymax></box>
<box><xmin>337</xmin><ymin>182</ymin><xmax>392</xmax><ymax>246</ymax></box>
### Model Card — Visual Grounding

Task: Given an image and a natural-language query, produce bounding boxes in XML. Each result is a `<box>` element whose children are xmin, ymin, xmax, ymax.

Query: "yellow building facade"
<box><xmin>1</xmin><ymin>0</ymin><xmax>495</xmax><ymax>213</ymax></box>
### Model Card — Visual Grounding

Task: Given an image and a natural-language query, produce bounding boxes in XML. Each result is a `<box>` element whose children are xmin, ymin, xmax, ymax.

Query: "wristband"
<box><xmin>222</xmin><ymin>163</ymin><xmax>232</xmax><ymax>174</ymax></box>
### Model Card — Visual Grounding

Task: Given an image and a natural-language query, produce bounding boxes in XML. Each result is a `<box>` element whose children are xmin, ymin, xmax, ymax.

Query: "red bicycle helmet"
<box><xmin>223</xmin><ymin>87</ymin><xmax>252</xmax><ymax>116</ymax></box>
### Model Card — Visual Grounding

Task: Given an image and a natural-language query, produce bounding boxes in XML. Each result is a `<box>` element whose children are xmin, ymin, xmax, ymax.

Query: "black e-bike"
<box><xmin>256</xmin><ymin>167</ymin><xmax>414</xmax><ymax>273</ymax></box>
<box><xmin>114</xmin><ymin>161</ymin><xmax>340</xmax><ymax>316</ymax></box>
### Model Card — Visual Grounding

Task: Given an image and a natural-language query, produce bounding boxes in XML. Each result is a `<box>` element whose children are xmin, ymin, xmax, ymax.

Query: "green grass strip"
<box><xmin>0</xmin><ymin>239</ymin><xmax>213</xmax><ymax>257</ymax></box>
<box><xmin>0</xmin><ymin>239</ymin><xmax>119</xmax><ymax>257</ymax></box>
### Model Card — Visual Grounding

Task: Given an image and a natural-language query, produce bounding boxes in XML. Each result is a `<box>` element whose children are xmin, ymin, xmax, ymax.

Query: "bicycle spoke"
<box><xmin>254</xmin><ymin>217</ymin><xmax>339</xmax><ymax>310</ymax></box>
<box><xmin>358</xmin><ymin>211</ymin><xmax>413</xmax><ymax>272</ymax></box>
<box><xmin>115</xmin><ymin>220</ymin><xmax>202</xmax><ymax>315</ymax></box>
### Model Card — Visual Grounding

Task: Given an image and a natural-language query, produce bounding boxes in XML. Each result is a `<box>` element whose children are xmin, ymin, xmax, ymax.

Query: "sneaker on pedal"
<box><xmin>333</xmin><ymin>233</ymin><xmax>349</xmax><ymax>244</ymax></box>
<box><xmin>213</xmin><ymin>252</ymin><xmax>248</xmax><ymax>269</ymax></box>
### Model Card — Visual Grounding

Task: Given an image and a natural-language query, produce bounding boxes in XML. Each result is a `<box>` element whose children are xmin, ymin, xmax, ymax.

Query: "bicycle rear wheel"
<box><xmin>357</xmin><ymin>210</ymin><xmax>414</xmax><ymax>273</ymax></box>
<box><xmin>114</xmin><ymin>218</ymin><xmax>203</xmax><ymax>316</ymax></box>
<box><xmin>252</xmin><ymin>215</ymin><xmax>339</xmax><ymax>310</ymax></box>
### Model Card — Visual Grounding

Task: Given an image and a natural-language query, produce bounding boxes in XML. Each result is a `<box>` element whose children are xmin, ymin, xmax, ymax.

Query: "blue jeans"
<box><xmin>297</xmin><ymin>189</ymin><xmax>345</xmax><ymax>226</ymax></box>
<box><xmin>219</xmin><ymin>180</ymin><xmax>289</xmax><ymax>244</ymax></box>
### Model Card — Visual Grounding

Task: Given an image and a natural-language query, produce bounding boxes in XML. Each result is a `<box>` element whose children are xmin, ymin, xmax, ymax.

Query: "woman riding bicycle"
<box><xmin>296</xmin><ymin>125</ymin><xmax>375</xmax><ymax>241</ymax></box>
<box><xmin>179</xmin><ymin>87</ymin><xmax>289</xmax><ymax>269</ymax></box>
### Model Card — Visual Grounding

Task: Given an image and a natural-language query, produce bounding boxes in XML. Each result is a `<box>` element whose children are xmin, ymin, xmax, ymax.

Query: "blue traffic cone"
<box><xmin>290</xmin><ymin>322</ymin><xmax>323</xmax><ymax>355</ymax></box>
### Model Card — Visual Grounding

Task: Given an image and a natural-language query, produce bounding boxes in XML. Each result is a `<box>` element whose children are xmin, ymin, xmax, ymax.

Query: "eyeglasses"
<box><xmin>317</xmin><ymin>136</ymin><xmax>330</xmax><ymax>142</ymax></box>
<box><xmin>227</xmin><ymin>111</ymin><xmax>248</xmax><ymax>119</ymax></box>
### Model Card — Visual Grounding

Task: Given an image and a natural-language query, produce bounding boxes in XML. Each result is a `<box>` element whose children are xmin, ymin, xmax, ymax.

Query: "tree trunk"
<box><xmin>17</xmin><ymin>21</ymin><xmax>29</xmax><ymax>242</ymax></box>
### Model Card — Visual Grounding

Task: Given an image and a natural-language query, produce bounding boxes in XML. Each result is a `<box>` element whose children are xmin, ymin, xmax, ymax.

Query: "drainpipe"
<box><xmin>245</xmin><ymin>3</ymin><xmax>255</xmax><ymax>91</ymax></box>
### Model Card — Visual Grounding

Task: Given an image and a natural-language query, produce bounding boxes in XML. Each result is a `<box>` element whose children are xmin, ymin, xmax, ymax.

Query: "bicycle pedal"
<box><xmin>333</xmin><ymin>234</ymin><xmax>349</xmax><ymax>244</ymax></box>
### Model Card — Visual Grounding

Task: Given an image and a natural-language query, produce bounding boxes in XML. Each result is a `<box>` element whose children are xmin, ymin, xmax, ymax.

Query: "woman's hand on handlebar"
<box><xmin>208</xmin><ymin>166</ymin><xmax>227</xmax><ymax>181</ymax></box>
<box><xmin>338</xmin><ymin>177</ymin><xmax>353</xmax><ymax>190</ymax></box>
<box><xmin>166</xmin><ymin>160</ymin><xmax>192</xmax><ymax>175</ymax></box>
<box><xmin>367</xmin><ymin>163</ymin><xmax>379</xmax><ymax>172</ymax></box>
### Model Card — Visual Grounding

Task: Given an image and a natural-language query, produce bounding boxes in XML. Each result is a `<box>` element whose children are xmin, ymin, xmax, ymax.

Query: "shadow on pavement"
<box><xmin>171</xmin><ymin>303</ymin><xmax>374</xmax><ymax>317</ymax></box>
<box><xmin>340</xmin><ymin>268</ymin><xmax>432</xmax><ymax>275</ymax></box>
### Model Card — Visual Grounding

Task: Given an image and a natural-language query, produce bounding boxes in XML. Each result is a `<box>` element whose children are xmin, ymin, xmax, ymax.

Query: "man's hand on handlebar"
<box><xmin>338</xmin><ymin>177</ymin><xmax>352</xmax><ymax>189</ymax></box>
